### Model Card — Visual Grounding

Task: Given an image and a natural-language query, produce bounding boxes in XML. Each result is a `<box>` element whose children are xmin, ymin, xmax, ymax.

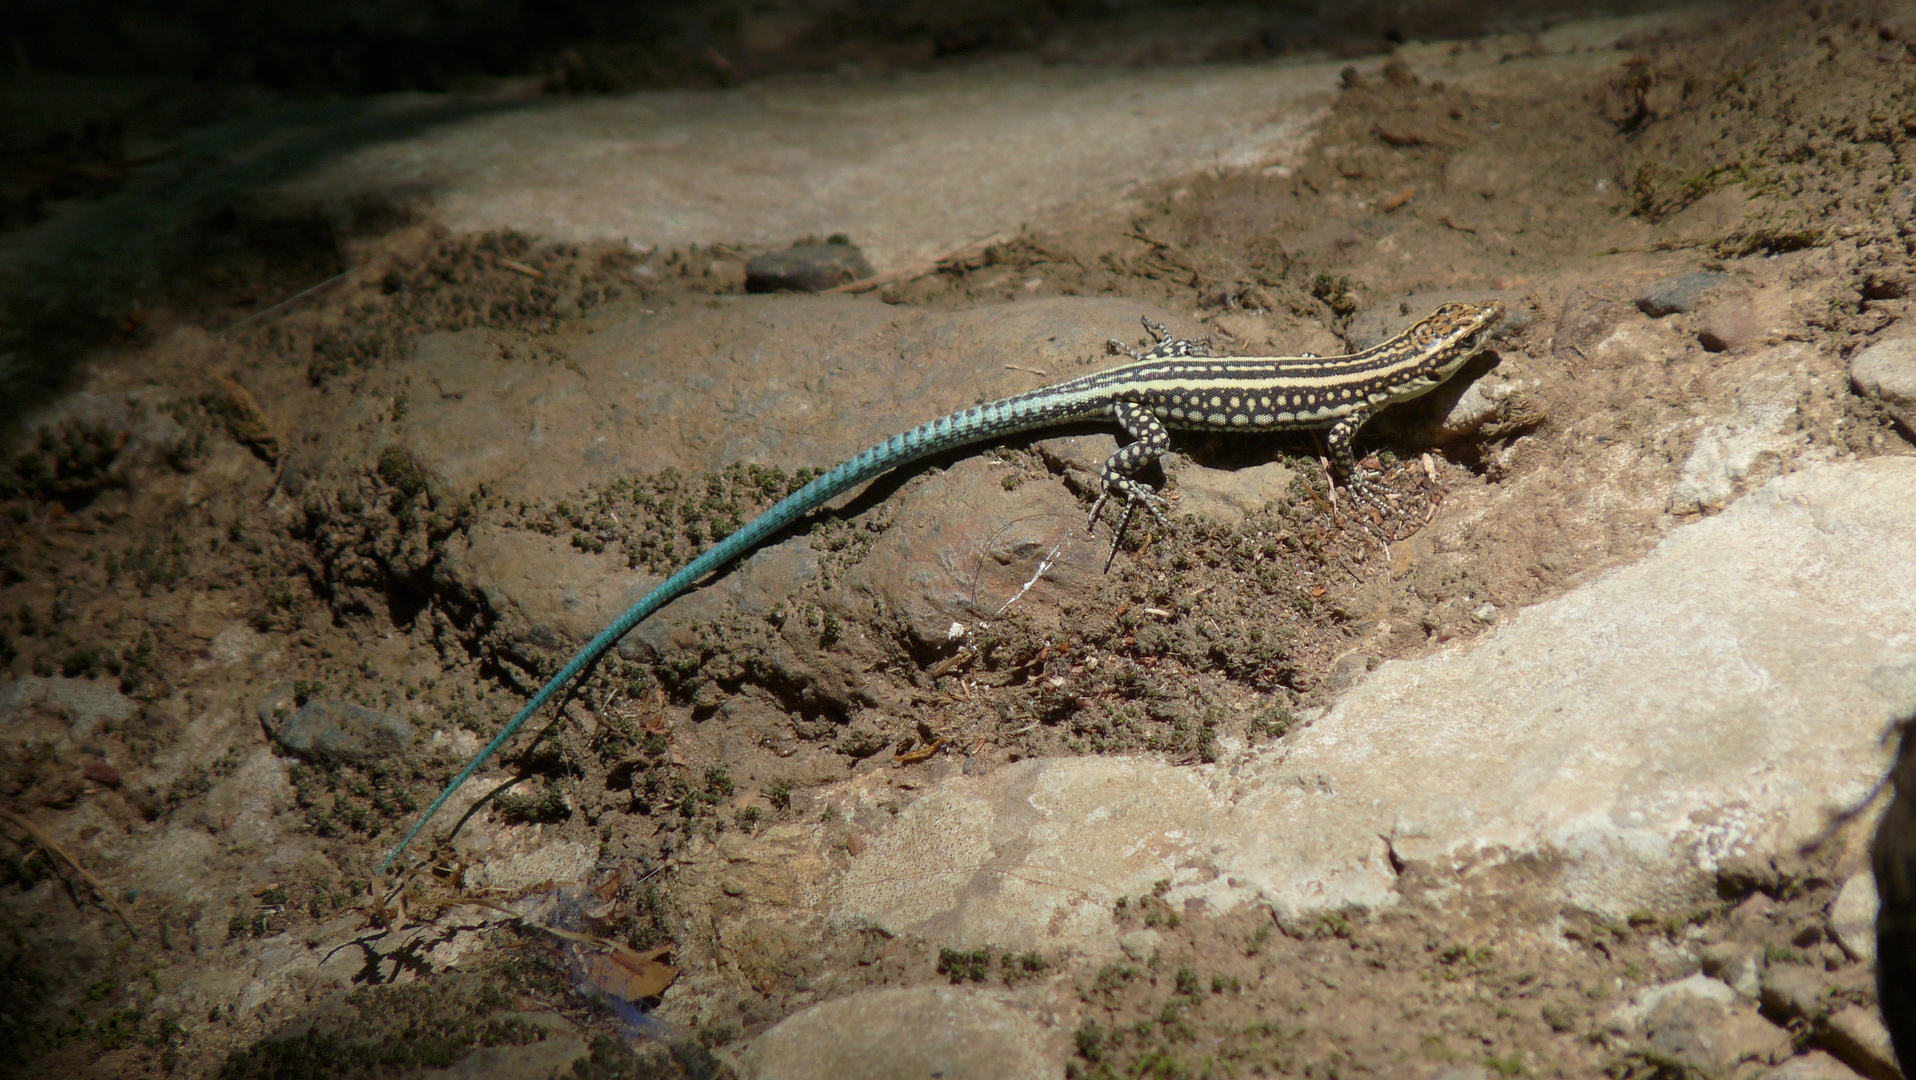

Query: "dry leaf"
<box><xmin>212</xmin><ymin>372</ymin><xmax>281</xmax><ymax>464</ymax></box>
<box><xmin>593</xmin><ymin>870</ymin><xmax>623</xmax><ymax>904</ymax></box>
<box><xmin>578</xmin><ymin>945</ymin><xmax>677</xmax><ymax>1001</ymax></box>
<box><xmin>0</xmin><ymin>807</ymin><xmax>136</xmax><ymax>937</ymax></box>
<box><xmin>894</xmin><ymin>739</ymin><xmax>945</xmax><ymax>765</ymax></box>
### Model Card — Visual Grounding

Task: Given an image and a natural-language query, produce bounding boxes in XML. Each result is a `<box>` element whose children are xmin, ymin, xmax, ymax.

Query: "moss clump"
<box><xmin>216</xmin><ymin>977</ymin><xmax>541</xmax><ymax>1080</ymax></box>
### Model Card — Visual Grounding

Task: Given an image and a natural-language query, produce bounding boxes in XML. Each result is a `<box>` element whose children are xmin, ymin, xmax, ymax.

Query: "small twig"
<box><xmin>0</xmin><ymin>807</ymin><xmax>136</xmax><ymax>937</ymax></box>
<box><xmin>221</xmin><ymin>270</ymin><xmax>351</xmax><ymax>336</ymax></box>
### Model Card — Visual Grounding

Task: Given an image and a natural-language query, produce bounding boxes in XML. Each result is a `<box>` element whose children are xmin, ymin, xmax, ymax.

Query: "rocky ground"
<box><xmin>4</xmin><ymin>2</ymin><xmax>1916</xmax><ymax>1078</ymax></box>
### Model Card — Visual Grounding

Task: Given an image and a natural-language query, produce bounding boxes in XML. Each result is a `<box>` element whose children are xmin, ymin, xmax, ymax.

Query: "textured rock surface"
<box><xmin>812</xmin><ymin>458</ymin><xmax>1916</xmax><ymax>950</ymax></box>
<box><xmin>1667</xmin><ymin>346</ymin><xmax>1816</xmax><ymax>513</ymax></box>
<box><xmin>734</xmin><ymin>985</ymin><xmax>1059</xmax><ymax>1080</ymax></box>
<box><xmin>268</xmin><ymin>697</ymin><xmax>416</xmax><ymax>765</ymax></box>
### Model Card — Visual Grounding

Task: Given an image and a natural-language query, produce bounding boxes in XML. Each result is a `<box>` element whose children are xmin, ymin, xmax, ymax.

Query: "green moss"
<box><xmin>215</xmin><ymin>977</ymin><xmax>547</xmax><ymax>1080</ymax></box>
<box><xmin>937</xmin><ymin>946</ymin><xmax>992</xmax><ymax>984</ymax></box>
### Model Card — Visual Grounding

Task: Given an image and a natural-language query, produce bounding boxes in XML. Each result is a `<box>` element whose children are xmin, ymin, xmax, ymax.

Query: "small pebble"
<box><xmin>745</xmin><ymin>238</ymin><xmax>874</xmax><ymax>293</ymax></box>
<box><xmin>1636</xmin><ymin>272</ymin><xmax>1728</xmax><ymax>317</ymax></box>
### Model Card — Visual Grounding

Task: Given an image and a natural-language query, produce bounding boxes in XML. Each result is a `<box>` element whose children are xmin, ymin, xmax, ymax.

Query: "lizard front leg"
<box><xmin>1324</xmin><ymin>408</ymin><xmax>1384</xmax><ymax>506</ymax></box>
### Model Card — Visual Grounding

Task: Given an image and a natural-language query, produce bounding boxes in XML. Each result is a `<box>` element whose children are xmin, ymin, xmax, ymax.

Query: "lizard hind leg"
<box><xmin>1088</xmin><ymin>400</ymin><xmax>1175</xmax><ymax>566</ymax></box>
<box><xmin>1106</xmin><ymin>315</ymin><xmax>1215</xmax><ymax>361</ymax></box>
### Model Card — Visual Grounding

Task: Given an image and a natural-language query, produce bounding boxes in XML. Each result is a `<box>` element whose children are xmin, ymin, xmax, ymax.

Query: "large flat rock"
<box><xmin>272</xmin><ymin>62</ymin><xmax>1336</xmax><ymax>269</ymax></box>
<box><xmin>797</xmin><ymin>457</ymin><xmax>1916</xmax><ymax>953</ymax></box>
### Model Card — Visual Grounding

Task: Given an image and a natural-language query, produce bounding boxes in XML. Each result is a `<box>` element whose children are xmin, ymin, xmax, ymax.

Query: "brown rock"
<box><xmin>1697</xmin><ymin>291</ymin><xmax>1760</xmax><ymax>353</ymax></box>
<box><xmin>1761</xmin><ymin>964</ymin><xmax>1832</xmax><ymax>1024</ymax></box>
<box><xmin>1820</xmin><ymin>1006</ymin><xmax>1901</xmax><ymax>1080</ymax></box>
<box><xmin>1643</xmin><ymin>991</ymin><xmax>1793</xmax><ymax>1075</ymax></box>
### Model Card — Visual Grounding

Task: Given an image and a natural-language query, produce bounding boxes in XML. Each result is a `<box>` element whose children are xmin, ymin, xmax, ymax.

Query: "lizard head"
<box><xmin>1416</xmin><ymin>299</ymin><xmax>1506</xmax><ymax>353</ymax></box>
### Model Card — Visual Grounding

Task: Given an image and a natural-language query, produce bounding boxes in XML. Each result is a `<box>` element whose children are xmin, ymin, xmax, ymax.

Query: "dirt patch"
<box><xmin>2</xmin><ymin>3</ymin><xmax>1915</xmax><ymax>1077</ymax></box>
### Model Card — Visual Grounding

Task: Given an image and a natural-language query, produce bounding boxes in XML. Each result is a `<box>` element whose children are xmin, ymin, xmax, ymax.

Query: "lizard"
<box><xmin>381</xmin><ymin>298</ymin><xmax>1505</xmax><ymax>871</ymax></box>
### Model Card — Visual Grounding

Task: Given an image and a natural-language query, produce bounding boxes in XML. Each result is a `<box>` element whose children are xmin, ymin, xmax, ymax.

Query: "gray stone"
<box><xmin>735</xmin><ymin>985</ymin><xmax>1058</xmax><ymax>1080</ymax></box>
<box><xmin>745</xmin><ymin>242</ymin><xmax>874</xmax><ymax>293</ymax></box>
<box><xmin>1637</xmin><ymin>272</ymin><xmax>1729</xmax><ymax>317</ymax></box>
<box><xmin>0</xmin><ymin>676</ymin><xmax>136</xmax><ymax>740</ymax></box>
<box><xmin>1436</xmin><ymin>374</ymin><xmax>1518</xmax><ymax>439</ymax></box>
<box><xmin>269</xmin><ymin>697</ymin><xmax>415</xmax><ymax>765</ymax></box>
<box><xmin>1612</xmin><ymin>973</ymin><xmax>1735</xmax><ymax>1030</ymax></box>
<box><xmin>1850</xmin><ymin>336</ymin><xmax>1916</xmax><ymax>432</ymax></box>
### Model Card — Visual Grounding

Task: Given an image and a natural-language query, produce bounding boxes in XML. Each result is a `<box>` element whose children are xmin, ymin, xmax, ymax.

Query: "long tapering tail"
<box><xmin>379</xmin><ymin>396</ymin><xmax>1069</xmax><ymax>871</ymax></box>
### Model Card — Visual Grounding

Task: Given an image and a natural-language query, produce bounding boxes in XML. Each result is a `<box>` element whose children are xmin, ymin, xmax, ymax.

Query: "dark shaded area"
<box><xmin>1877</xmin><ymin>722</ymin><xmax>1916</xmax><ymax>1077</ymax></box>
<box><xmin>0</xmin><ymin>0</ymin><xmax>1694</xmax><ymax>438</ymax></box>
<box><xmin>10</xmin><ymin>1</ymin><xmax>1688</xmax><ymax>96</ymax></box>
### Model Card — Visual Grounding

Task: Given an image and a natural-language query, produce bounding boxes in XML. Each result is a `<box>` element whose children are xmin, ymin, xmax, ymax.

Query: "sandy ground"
<box><xmin>2</xmin><ymin>2</ymin><xmax>1915</xmax><ymax>1078</ymax></box>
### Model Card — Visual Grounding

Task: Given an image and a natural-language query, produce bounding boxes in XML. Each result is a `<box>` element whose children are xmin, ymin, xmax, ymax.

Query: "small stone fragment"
<box><xmin>1637</xmin><ymin>272</ymin><xmax>1729</xmax><ymax>317</ymax></box>
<box><xmin>1118</xmin><ymin>929</ymin><xmax>1161</xmax><ymax>962</ymax></box>
<box><xmin>1696</xmin><ymin>291</ymin><xmax>1759</xmax><ymax>352</ymax></box>
<box><xmin>1829</xmin><ymin>873</ymin><xmax>1879</xmax><ymax>966</ymax></box>
<box><xmin>745</xmin><ymin>239</ymin><xmax>875</xmax><ymax>293</ymax></box>
<box><xmin>1325</xmin><ymin>653</ymin><xmax>1378</xmax><ymax>693</ymax></box>
<box><xmin>1849</xmin><ymin>337</ymin><xmax>1916</xmax><ymax>433</ymax></box>
<box><xmin>0</xmin><ymin>676</ymin><xmax>137</xmax><ymax>741</ymax></box>
<box><xmin>1760</xmin><ymin>964</ymin><xmax>1831</xmax><ymax>1024</ymax></box>
<box><xmin>1700</xmin><ymin>940</ymin><xmax>1762</xmax><ymax>998</ymax></box>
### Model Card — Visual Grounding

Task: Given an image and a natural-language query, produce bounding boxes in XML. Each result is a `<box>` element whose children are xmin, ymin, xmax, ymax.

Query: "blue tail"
<box><xmin>378</xmin><ymin>412</ymin><xmax>1029</xmax><ymax>871</ymax></box>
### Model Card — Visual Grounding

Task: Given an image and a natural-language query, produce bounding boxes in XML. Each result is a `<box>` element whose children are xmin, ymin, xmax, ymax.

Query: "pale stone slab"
<box><xmin>821</xmin><ymin>458</ymin><xmax>1916</xmax><ymax>952</ymax></box>
<box><xmin>735</xmin><ymin>985</ymin><xmax>1057</xmax><ymax>1080</ymax></box>
<box><xmin>273</xmin><ymin>63</ymin><xmax>1337</xmax><ymax>270</ymax></box>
